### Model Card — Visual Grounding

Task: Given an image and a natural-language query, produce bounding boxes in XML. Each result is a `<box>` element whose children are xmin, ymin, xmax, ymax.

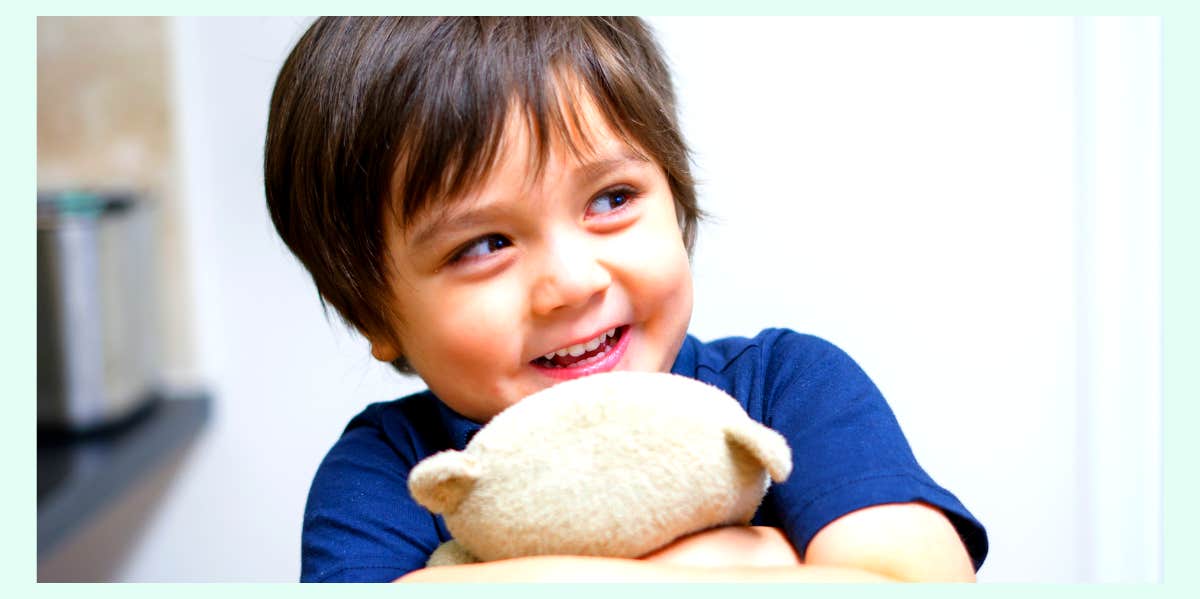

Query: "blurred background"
<box><xmin>35</xmin><ymin>16</ymin><xmax>1162</xmax><ymax>582</ymax></box>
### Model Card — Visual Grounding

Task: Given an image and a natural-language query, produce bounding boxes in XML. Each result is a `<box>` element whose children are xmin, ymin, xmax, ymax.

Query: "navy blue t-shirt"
<box><xmin>300</xmin><ymin>329</ymin><xmax>988</xmax><ymax>582</ymax></box>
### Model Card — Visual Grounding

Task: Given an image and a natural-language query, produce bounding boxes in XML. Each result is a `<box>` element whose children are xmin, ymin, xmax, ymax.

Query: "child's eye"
<box><xmin>449</xmin><ymin>234</ymin><xmax>512</xmax><ymax>264</ymax></box>
<box><xmin>587</xmin><ymin>186</ymin><xmax>638</xmax><ymax>216</ymax></box>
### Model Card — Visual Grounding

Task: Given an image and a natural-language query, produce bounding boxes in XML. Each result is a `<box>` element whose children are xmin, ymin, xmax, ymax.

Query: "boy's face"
<box><xmin>373</xmin><ymin>99</ymin><xmax>694</xmax><ymax>422</ymax></box>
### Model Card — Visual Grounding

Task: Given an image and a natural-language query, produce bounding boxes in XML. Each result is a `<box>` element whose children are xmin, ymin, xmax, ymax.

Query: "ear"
<box><xmin>407</xmin><ymin>450</ymin><xmax>482</xmax><ymax>515</ymax></box>
<box><xmin>724</xmin><ymin>421</ymin><xmax>793</xmax><ymax>483</ymax></box>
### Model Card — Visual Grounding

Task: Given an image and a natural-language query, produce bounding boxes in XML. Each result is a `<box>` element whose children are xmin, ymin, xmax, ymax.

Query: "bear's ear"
<box><xmin>724</xmin><ymin>421</ymin><xmax>794</xmax><ymax>483</ymax></box>
<box><xmin>408</xmin><ymin>450</ymin><xmax>482</xmax><ymax>515</ymax></box>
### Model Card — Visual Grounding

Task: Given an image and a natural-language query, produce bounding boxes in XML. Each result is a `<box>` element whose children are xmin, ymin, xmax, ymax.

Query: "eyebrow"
<box><xmin>405</xmin><ymin>204</ymin><xmax>500</xmax><ymax>252</ymax></box>
<box><xmin>404</xmin><ymin>150</ymin><xmax>652</xmax><ymax>251</ymax></box>
<box><xmin>574</xmin><ymin>150</ymin><xmax>651</xmax><ymax>183</ymax></box>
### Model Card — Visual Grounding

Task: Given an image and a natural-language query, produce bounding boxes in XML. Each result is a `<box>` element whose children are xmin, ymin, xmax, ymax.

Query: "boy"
<box><xmin>265</xmin><ymin>17</ymin><xmax>987</xmax><ymax>582</ymax></box>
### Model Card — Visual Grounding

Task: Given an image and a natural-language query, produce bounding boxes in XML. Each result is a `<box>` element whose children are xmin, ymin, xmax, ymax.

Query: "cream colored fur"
<box><xmin>408</xmin><ymin>371</ymin><xmax>793</xmax><ymax>566</ymax></box>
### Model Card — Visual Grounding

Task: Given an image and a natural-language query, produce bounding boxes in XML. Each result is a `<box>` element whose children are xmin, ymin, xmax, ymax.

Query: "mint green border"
<box><xmin>18</xmin><ymin>3</ymin><xmax>1200</xmax><ymax>597</ymax></box>
<box><xmin>18</xmin><ymin>0</ymin><xmax>1200</xmax><ymax>17</ymax></box>
<box><xmin>12</xmin><ymin>9</ymin><xmax>34</xmax><ymax>597</ymax></box>
<box><xmin>1161</xmin><ymin>5</ymin><xmax>1198</xmax><ymax>596</ymax></box>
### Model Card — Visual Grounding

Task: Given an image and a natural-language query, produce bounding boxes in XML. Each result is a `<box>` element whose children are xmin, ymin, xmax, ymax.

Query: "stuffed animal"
<box><xmin>407</xmin><ymin>371</ymin><xmax>793</xmax><ymax>567</ymax></box>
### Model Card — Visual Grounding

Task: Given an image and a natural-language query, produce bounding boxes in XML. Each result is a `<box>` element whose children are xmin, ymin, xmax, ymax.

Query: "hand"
<box><xmin>641</xmin><ymin>526</ymin><xmax>802</xmax><ymax>569</ymax></box>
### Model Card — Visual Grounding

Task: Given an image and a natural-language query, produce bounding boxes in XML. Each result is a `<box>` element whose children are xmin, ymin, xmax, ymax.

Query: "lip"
<box><xmin>531</xmin><ymin>325</ymin><xmax>631</xmax><ymax>381</ymax></box>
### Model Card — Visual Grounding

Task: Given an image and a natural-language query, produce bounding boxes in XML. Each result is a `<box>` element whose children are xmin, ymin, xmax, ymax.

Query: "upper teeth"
<box><xmin>544</xmin><ymin>328</ymin><xmax>617</xmax><ymax>360</ymax></box>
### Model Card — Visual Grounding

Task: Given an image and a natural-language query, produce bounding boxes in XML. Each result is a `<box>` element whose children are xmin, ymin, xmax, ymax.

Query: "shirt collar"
<box><xmin>435</xmin><ymin>400</ymin><xmax>484</xmax><ymax>450</ymax></box>
<box><xmin>670</xmin><ymin>333</ymin><xmax>700</xmax><ymax>377</ymax></box>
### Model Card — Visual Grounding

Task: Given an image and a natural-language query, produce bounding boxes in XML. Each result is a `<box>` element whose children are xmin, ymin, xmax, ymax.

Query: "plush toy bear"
<box><xmin>407</xmin><ymin>371</ymin><xmax>793</xmax><ymax>567</ymax></box>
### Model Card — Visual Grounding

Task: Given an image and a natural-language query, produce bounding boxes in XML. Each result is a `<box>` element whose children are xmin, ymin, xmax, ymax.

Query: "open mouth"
<box><xmin>533</xmin><ymin>326</ymin><xmax>628</xmax><ymax>369</ymax></box>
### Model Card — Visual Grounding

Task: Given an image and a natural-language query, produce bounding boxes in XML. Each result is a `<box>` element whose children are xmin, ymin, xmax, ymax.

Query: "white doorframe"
<box><xmin>1073</xmin><ymin>15</ymin><xmax>1163</xmax><ymax>583</ymax></box>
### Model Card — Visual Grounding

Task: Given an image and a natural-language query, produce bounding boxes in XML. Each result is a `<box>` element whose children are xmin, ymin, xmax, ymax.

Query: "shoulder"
<box><xmin>680</xmin><ymin>328</ymin><xmax>852</xmax><ymax>376</ymax></box>
<box><xmin>685</xmin><ymin>333</ymin><xmax>991</xmax><ymax>572</ymax></box>
<box><xmin>305</xmin><ymin>391</ymin><xmax>442</xmax><ymax>519</ymax></box>
<box><xmin>676</xmin><ymin>328</ymin><xmax>870</xmax><ymax>419</ymax></box>
<box><xmin>325</xmin><ymin>390</ymin><xmax>450</xmax><ymax>467</ymax></box>
<box><xmin>302</xmin><ymin>390</ymin><xmax>457</xmax><ymax>582</ymax></box>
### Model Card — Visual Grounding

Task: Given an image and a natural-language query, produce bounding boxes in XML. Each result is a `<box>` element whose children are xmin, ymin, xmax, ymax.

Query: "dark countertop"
<box><xmin>37</xmin><ymin>392</ymin><xmax>211</xmax><ymax>559</ymax></box>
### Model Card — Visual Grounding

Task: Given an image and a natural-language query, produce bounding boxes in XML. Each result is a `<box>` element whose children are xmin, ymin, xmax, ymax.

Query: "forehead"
<box><xmin>396</xmin><ymin>88</ymin><xmax>651</xmax><ymax>237</ymax></box>
<box><xmin>498</xmin><ymin>94</ymin><xmax>649</xmax><ymax>191</ymax></box>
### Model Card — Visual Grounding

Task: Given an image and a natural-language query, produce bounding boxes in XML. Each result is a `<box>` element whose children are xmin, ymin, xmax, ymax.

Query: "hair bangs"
<box><xmin>390</xmin><ymin>60</ymin><xmax>644</xmax><ymax>234</ymax></box>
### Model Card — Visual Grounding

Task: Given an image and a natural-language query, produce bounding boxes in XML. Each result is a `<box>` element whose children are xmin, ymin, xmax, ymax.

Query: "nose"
<box><xmin>530</xmin><ymin>232</ymin><xmax>612</xmax><ymax>316</ymax></box>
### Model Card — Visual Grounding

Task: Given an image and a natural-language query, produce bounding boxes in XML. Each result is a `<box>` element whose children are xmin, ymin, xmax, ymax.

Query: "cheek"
<box><xmin>620</xmin><ymin>222</ymin><xmax>694</xmax><ymax>318</ymax></box>
<box><xmin>657</xmin><ymin>246</ymin><xmax>694</xmax><ymax>321</ymax></box>
<box><xmin>628</xmin><ymin>238</ymin><xmax>692</xmax><ymax>372</ymax></box>
<box><xmin>404</xmin><ymin>283</ymin><xmax>526</xmax><ymax>365</ymax></box>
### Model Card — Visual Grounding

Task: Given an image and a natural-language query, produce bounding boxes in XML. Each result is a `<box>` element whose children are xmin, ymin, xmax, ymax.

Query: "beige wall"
<box><xmin>38</xmin><ymin>16</ymin><xmax>197</xmax><ymax>387</ymax></box>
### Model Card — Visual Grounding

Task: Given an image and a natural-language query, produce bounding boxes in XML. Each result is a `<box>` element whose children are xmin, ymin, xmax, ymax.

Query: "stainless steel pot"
<box><xmin>38</xmin><ymin>190</ymin><xmax>161</xmax><ymax>433</ymax></box>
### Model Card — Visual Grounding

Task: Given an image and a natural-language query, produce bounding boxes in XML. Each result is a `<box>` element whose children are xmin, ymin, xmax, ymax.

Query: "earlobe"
<box><xmin>369</xmin><ymin>337</ymin><xmax>401</xmax><ymax>363</ymax></box>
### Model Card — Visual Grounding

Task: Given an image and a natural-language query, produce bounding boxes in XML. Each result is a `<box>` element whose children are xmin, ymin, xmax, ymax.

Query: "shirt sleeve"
<box><xmin>300</xmin><ymin>407</ymin><xmax>446</xmax><ymax>582</ymax></box>
<box><xmin>757</xmin><ymin>331</ymin><xmax>989</xmax><ymax>571</ymax></box>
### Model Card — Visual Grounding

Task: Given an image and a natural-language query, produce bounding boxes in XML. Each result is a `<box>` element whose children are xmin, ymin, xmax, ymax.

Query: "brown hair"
<box><xmin>264</xmin><ymin>17</ymin><xmax>700</xmax><ymax>373</ymax></box>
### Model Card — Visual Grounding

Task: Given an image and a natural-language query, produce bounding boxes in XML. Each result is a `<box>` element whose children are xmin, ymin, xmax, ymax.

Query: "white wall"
<box><xmin>114</xmin><ymin>16</ymin><xmax>1160</xmax><ymax>582</ymax></box>
<box><xmin>114</xmin><ymin>17</ymin><xmax>426</xmax><ymax>581</ymax></box>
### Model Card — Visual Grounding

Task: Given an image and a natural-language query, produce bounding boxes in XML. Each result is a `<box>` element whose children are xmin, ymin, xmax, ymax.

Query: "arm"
<box><xmin>398</xmin><ymin>503</ymin><xmax>975</xmax><ymax>582</ymax></box>
<box><xmin>397</xmin><ymin>554</ymin><xmax>893</xmax><ymax>583</ymax></box>
<box><xmin>644</xmin><ymin>503</ymin><xmax>974</xmax><ymax>582</ymax></box>
<box><xmin>803</xmin><ymin>502</ymin><xmax>976</xmax><ymax>582</ymax></box>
